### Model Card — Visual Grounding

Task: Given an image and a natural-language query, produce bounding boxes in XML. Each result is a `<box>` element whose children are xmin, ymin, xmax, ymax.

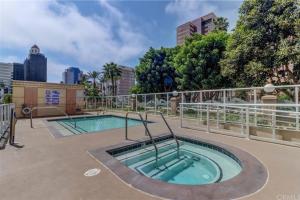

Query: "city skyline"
<box><xmin>0</xmin><ymin>0</ymin><xmax>243</xmax><ymax>82</ymax></box>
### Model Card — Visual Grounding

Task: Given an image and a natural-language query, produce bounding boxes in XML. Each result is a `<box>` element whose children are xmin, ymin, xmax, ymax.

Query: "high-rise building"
<box><xmin>24</xmin><ymin>45</ymin><xmax>47</xmax><ymax>82</ymax></box>
<box><xmin>13</xmin><ymin>63</ymin><xmax>24</xmax><ymax>80</ymax></box>
<box><xmin>103</xmin><ymin>65</ymin><xmax>135</xmax><ymax>95</ymax></box>
<box><xmin>176</xmin><ymin>12</ymin><xmax>217</xmax><ymax>45</ymax></box>
<box><xmin>62</xmin><ymin>67</ymin><xmax>83</xmax><ymax>84</ymax></box>
<box><xmin>0</xmin><ymin>62</ymin><xmax>13</xmax><ymax>92</ymax></box>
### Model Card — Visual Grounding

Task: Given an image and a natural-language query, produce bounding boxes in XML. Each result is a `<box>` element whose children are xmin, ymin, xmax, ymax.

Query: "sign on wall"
<box><xmin>45</xmin><ymin>90</ymin><xmax>60</xmax><ymax>105</ymax></box>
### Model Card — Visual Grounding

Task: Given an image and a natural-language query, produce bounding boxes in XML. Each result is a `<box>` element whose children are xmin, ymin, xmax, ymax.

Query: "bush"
<box><xmin>3</xmin><ymin>94</ymin><xmax>12</xmax><ymax>104</ymax></box>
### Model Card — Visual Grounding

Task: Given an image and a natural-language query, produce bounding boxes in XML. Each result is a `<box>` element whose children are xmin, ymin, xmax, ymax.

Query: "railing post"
<box><xmin>167</xmin><ymin>93</ymin><xmax>169</xmax><ymax>116</ymax></box>
<box><xmin>246</xmin><ymin>107</ymin><xmax>250</xmax><ymax>139</ymax></box>
<box><xmin>154</xmin><ymin>94</ymin><xmax>157</xmax><ymax>114</ymax></box>
<box><xmin>30</xmin><ymin>108</ymin><xmax>33</xmax><ymax>128</ymax></box>
<box><xmin>144</xmin><ymin>95</ymin><xmax>146</xmax><ymax>112</ymax></box>
<box><xmin>200</xmin><ymin>92</ymin><xmax>202</xmax><ymax>122</ymax></box>
<box><xmin>272</xmin><ymin>110</ymin><xmax>276</xmax><ymax>139</ymax></box>
<box><xmin>217</xmin><ymin>106</ymin><xmax>220</xmax><ymax>129</ymax></box>
<box><xmin>223</xmin><ymin>90</ymin><xmax>226</xmax><ymax>123</ymax></box>
<box><xmin>241</xmin><ymin>107</ymin><xmax>244</xmax><ymax>135</ymax></box>
<box><xmin>136</xmin><ymin>95</ymin><xmax>138</xmax><ymax>112</ymax></box>
<box><xmin>254</xmin><ymin>89</ymin><xmax>257</xmax><ymax>126</ymax></box>
<box><xmin>110</xmin><ymin>97</ymin><xmax>112</xmax><ymax>110</ymax></box>
<box><xmin>207</xmin><ymin>105</ymin><xmax>210</xmax><ymax>133</ymax></box>
<box><xmin>127</xmin><ymin>96</ymin><xmax>130</xmax><ymax>111</ymax></box>
<box><xmin>145</xmin><ymin>112</ymin><xmax>148</xmax><ymax>136</ymax></box>
<box><xmin>295</xmin><ymin>86</ymin><xmax>299</xmax><ymax>130</ymax></box>
<box><xmin>180</xmin><ymin>103</ymin><xmax>183</xmax><ymax>128</ymax></box>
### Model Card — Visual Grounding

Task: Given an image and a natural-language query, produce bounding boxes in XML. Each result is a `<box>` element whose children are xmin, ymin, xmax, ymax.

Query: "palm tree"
<box><xmin>87</xmin><ymin>71</ymin><xmax>100</xmax><ymax>89</ymax></box>
<box><xmin>103</xmin><ymin>62</ymin><xmax>122</xmax><ymax>96</ymax></box>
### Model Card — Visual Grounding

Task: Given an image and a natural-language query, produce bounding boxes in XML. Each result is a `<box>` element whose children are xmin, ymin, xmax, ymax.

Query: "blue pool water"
<box><xmin>50</xmin><ymin>115</ymin><xmax>144</xmax><ymax>135</ymax></box>
<box><xmin>114</xmin><ymin>138</ymin><xmax>242</xmax><ymax>185</ymax></box>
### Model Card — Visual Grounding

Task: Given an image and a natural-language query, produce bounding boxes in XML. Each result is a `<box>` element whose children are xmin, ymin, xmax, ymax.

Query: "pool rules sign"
<box><xmin>45</xmin><ymin>90</ymin><xmax>60</xmax><ymax>105</ymax></box>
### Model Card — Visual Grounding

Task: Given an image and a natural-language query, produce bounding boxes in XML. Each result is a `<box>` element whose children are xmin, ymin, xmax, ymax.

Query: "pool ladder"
<box><xmin>125</xmin><ymin>112</ymin><xmax>159</xmax><ymax>166</ymax></box>
<box><xmin>145</xmin><ymin>111</ymin><xmax>180</xmax><ymax>158</ymax></box>
<box><xmin>125</xmin><ymin>111</ymin><xmax>180</xmax><ymax>166</ymax></box>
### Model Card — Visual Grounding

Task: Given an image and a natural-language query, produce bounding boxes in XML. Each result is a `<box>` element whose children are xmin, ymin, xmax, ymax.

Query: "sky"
<box><xmin>0</xmin><ymin>0</ymin><xmax>243</xmax><ymax>83</ymax></box>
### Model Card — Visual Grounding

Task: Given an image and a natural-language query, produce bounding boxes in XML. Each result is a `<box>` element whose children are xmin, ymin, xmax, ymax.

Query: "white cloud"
<box><xmin>0</xmin><ymin>0</ymin><xmax>147</xmax><ymax>75</ymax></box>
<box><xmin>165</xmin><ymin>0</ymin><xmax>243</xmax><ymax>30</ymax></box>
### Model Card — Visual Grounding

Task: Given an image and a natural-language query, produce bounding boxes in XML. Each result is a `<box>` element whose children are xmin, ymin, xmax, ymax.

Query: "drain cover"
<box><xmin>84</xmin><ymin>168</ymin><xmax>101</xmax><ymax>177</ymax></box>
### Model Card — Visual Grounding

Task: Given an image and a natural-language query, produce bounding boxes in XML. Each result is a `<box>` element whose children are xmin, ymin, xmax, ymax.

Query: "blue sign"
<box><xmin>45</xmin><ymin>90</ymin><xmax>60</xmax><ymax>105</ymax></box>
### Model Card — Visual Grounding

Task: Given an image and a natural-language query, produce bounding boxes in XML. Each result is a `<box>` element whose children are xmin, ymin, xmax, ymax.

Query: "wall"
<box><xmin>12</xmin><ymin>80</ymin><xmax>84</xmax><ymax>117</ymax></box>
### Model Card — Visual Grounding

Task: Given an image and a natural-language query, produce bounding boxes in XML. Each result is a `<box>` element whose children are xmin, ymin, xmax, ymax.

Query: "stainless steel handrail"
<box><xmin>30</xmin><ymin>106</ymin><xmax>77</xmax><ymax>128</ymax></box>
<box><xmin>125</xmin><ymin>111</ymin><xmax>159</xmax><ymax>165</ymax></box>
<box><xmin>145</xmin><ymin>110</ymin><xmax>180</xmax><ymax>158</ymax></box>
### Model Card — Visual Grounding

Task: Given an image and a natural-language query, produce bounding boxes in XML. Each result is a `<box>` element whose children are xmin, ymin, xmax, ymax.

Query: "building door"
<box><xmin>66</xmin><ymin>89</ymin><xmax>76</xmax><ymax>115</ymax></box>
<box><xmin>24</xmin><ymin>87</ymin><xmax>38</xmax><ymax>117</ymax></box>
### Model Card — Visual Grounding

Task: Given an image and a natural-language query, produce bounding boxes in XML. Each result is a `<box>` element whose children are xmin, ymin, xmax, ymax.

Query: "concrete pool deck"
<box><xmin>1</xmin><ymin>112</ymin><xmax>300</xmax><ymax>200</ymax></box>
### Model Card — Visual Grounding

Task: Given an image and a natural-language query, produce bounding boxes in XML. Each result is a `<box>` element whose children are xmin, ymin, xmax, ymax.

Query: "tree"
<box><xmin>103</xmin><ymin>62</ymin><xmax>122</xmax><ymax>96</ymax></box>
<box><xmin>135</xmin><ymin>47</ymin><xmax>179</xmax><ymax>93</ymax></box>
<box><xmin>220</xmin><ymin>0</ymin><xmax>300</xmax><ymax>88</ymax></box>
<box><xmin>86</xmin><ymin>71</ymin><xmax>100</xmax><ymax>96</ymax></box>
<box><xmin>213</xmin><ymin>17</ymin><xmax>229</xmax><ymax>32</ymax></box>
<box><xmin>87</xmin><ymin>71</ymin><xmax>100</xmax><ymax>89</ymax></box>
<box><xmin>174</xmin><ymin>31</ymin><xmax>232</xmax><ymax>93</ymax></box>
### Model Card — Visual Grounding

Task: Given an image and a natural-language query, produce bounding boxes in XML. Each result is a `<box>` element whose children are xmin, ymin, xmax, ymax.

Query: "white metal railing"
<box><xmin>180</xmin><ymin>103</ymin><xmax>300</xmax><ymax>146</ymax></box>
<box><xmin>78</xmin><ymin>84</ymin><xmax>300</xmax><ymax>117</ymax></box>
<box><xmin>0</xmin><ymin>104</ymin><xmax>14</xmax><ymax>136</ymax></box>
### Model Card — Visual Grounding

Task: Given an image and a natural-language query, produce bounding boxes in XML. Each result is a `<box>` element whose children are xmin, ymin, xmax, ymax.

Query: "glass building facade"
<box><xmin>62</xmin><ymin>67</ymin><xmax>83</xmax><ymax>84</ymax></box>
<box><xmin>24</xmin><ymin>45</ymin><xmax>47</xmax><ymax>82</ymax></box>
<box><xmin>13</xmin><ymin>63</ymin><xmax>24</xmax><ymax>80</ymax></box>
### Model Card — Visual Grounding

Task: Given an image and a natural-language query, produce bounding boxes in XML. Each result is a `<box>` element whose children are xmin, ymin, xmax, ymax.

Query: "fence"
<box><xmin>180</xmin><ymin>103</ymin><xmax>300</xmax><ymax>146</ymax></box>
<box><xmin>0</xmin><ymin>104</ymin><xmax>14</xmax><ymax>138</ymax></box>
<box><xmin>78</xmin><ymin>84</ymin><xmax>300</xmax><ymax>115</ymax></box>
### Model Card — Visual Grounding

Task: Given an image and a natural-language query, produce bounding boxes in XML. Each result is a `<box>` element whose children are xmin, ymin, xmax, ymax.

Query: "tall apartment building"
<box><xmin>176</xmin><ymin>12</ymin><xmax>217</xmax><ymax>45</ymax></box>
<box><xmin>13</xmin><ymin>63</ymin><xmax>24</xmax><ymax>80</ymax></box>
<box><xmin>62</xmin><ymin>67</ymin><xmax>83</xmax><ymax>84</ymax></box>
<box><xmin>0</xmin><ymin>62</ymin><xmax>13</xmax><ymax>92</ymax></box>
<box><xmin>103</xmin><ymin>65</ymin><xmax>135</xmax><ymax>95</ymax></box>
<box><xmin>24</xmin><ymin>45</ymin><xmax>47</xmax><ymax>82</ymax></box>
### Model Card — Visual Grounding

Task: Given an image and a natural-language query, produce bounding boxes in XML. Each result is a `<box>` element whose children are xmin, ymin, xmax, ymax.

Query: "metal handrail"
<box><xmin>145</xmin><ymin>110</ymin><xmax>180</xmax><ymax>158</ymax></box>
<box><xmin>30</xmin><ymin>106</ymin><xmax>77</xmax><ymax>128</ymax></box>
<box><xmin>125</xmin><ymin>111</ymin><xmax>159</xmax><ymax>165</ymax></box>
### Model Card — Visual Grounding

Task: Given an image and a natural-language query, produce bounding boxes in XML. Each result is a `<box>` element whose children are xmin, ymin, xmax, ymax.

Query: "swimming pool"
<box><xmin>89</xmin><ymin>134</ymin><xmax>268</xmax><ymax>200</ymax></box>
<box><xmin>48</xmin><ymin>115</ymin><xmax>147</xmax><ymax>136</ymax></box>
<box><xmin>112</xmin><ymin>136</ymin><xmax>242</xmax><ymax>185</ymax></box>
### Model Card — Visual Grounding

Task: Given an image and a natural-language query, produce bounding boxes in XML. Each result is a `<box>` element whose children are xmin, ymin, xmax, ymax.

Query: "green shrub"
<box><xmin>3</xmin><ymin>94</ymin><xmax>12</xmax><ymax>104</ymax></box>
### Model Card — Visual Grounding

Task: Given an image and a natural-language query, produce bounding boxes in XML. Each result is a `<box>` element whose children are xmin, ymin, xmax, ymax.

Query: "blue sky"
<box><xmin>0</xmin><ymin>0</ymin><xmax>243</xmax><ymax>83</ymax></box>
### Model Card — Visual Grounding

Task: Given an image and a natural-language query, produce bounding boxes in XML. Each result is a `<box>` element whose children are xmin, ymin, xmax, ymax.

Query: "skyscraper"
<box><xmin>103</xmin><ymin>65</ymin><xmax>135</xmax><ymax>95</ymax></box>
<box><xmin>13</xmin><ymin>63</ymin><xmax>24</xmax><ymax>80</ymax></box>
<box><xmin>24</xmin><ymin>45</ymin><xmax>47</xmax><ymax>82</ymax></box>
<box><xmin>176</xmin><ymin>12</ymin><xmax>217</xmax><ymax>45</ymax></box>
<box><xmin>62</xmin><ymin>67</ymin><xmax>83</xmax><ymax>84</ymax></box>
<box><xmin>0</xmin><ymin>62</ymin><xmax>13</xmax><ymax>92</ymax></box>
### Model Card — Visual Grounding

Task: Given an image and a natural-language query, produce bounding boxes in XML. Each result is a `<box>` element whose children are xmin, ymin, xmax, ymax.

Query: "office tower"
<box><xmin>24</xmin><ymin>45</ymin><xmax>47</xmax><ymax>82</ymax></box>
<box><xmin>0</xmin><ymin>62</ymin><xmax>13</xmax><ymax>92</ymax></box>
<box><xmin>62</xmin><ymin>67</ymin><xmax>83</xmax><ymax>84</ymax></box>
<box><xmin>176</xmin><ymin>12</ymin><xmax>217</xmax><ymax>45</ymax></box>
<box><xmin>13</xmin><ymin>63</ymin><xmax>24</xmax><ymax>80</ymax></box>
<box><xmin>103</xmin><ymin>65</ymin><xmax>135</xmax><ymax>95</ymax></box>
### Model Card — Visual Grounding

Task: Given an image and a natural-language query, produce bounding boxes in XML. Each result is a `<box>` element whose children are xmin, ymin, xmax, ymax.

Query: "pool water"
<box><xmin>50</xmin><ymin>115</ymin><xmax>144</xmax><ymax>135</ymax></box>
<box><xmin>114</xmin><ymin>139</ymin><xmax>242</xmax><ymax>185</ymax></box>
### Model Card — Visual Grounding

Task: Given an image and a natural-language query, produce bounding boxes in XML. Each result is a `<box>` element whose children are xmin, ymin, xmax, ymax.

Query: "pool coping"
<box><xmin>42</xmin><ymin>114</ymin><xmax>153</xmax><ymax>139</ymax></box>
<box><xmin>88</xmin><ymin>133</ymin><xmax>268</xmax><ymax>200</ymax></box>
